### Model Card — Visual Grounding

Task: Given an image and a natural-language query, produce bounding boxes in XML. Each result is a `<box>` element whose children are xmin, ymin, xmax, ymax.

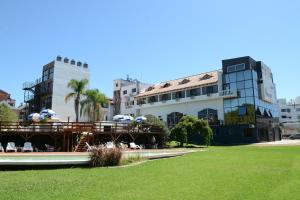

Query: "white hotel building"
<box><xmin>114</xmin><ymin>56</ymin><xmax>281</xmax><ymax>144</ymax></box>
<box><xmin>23</xmin><ymin>56</ymin><xmax>90</xmax><ymax>122</ymax></box>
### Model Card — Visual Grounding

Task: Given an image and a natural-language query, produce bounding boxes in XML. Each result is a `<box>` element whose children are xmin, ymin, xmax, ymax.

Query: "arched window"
<box><xmin>198</xmin><ymin>108</ymin><xmax>218</xmax><ymax>124</ymax></box>
<box><xmin>167</xmin><ymin>112</ymin><xmax>183</xmax><ymax>127</ymax></box>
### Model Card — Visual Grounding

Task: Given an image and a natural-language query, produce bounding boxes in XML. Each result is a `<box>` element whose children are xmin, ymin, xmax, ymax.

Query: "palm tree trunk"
<box><xmin>75</xmin><ymin>96</ymin><xmax>80</xmax><ymax>122</ymax></box>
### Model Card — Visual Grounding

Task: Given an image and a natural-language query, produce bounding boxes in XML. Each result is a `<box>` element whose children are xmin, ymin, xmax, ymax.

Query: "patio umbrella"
<box><xmin>113</xmin><ymin>115</ymin><xmax>125</xmax><ymax>121</ymax></box>
<box><xmin>40</xmin><ymin>109</ymin><xmax>56</xmax><ymax>117</ymax></box>
<box><xmin>135</xmin><ymin>116</ymin><xmax>147</xmax><ymax>123</ymax></box>
<box><xmin>28</xmin><ymin>113</ymin><xmax>40</xmax><ymax>122</ymax></box>
<box><xmin>120</xmin><ymin>115</ymin><xmax>134</xmax><ymax>122</ymax></box>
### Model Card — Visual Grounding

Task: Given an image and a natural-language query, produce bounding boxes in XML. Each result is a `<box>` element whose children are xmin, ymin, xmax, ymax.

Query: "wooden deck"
<box><xmin>0</xmin><ymin>121</ymin><xmax>164</xmax><ymax>152</ymax></box>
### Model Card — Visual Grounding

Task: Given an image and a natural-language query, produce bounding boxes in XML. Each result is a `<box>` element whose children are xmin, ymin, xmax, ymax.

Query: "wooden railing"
<box><xmin>0</xmin><ymin>121</ymin><xmax>163</xmax><ymax>135</ymax></box>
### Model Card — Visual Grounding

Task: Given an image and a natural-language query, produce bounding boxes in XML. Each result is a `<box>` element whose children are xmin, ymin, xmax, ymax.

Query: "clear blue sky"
<box><xmin>1</xmin><ymin>0</ymin><xmax>299</xmax><ymax>105</ymax></box>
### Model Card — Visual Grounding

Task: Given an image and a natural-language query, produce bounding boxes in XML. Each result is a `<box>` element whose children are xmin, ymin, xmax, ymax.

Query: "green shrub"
<box><xmin>90</xmin><ymin>147</ymin><xmax>122</xmax><ymax>167</ymax></box>
<box><xmin>0</xmin><ymin>104</ymin><xmax>18</xmax><ymax>122</ymax></box>
<box><xmin>170</xmin><ymin>115</ymin><xmax>213</xmax><ymax>147</ymax></box>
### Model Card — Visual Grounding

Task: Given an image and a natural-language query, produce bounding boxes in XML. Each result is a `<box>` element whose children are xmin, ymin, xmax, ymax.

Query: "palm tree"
<box><xmin>65</xmin><ymin>79</ymin><xmax>89</xmax><ymax>122</ymax></box>
<box><xmin>80</xmin><ymin>89</ymin><xmax>108</xmax><ymax>122</ymax></box>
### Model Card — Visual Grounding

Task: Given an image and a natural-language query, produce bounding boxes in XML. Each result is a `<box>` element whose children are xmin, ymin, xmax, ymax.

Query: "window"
<box><xmin>116</xmin><ymin>83</ymin><xmax>119</xmax><ymax>87</ymax></box>
<box><xmin>159</xmin><ymin>93</ymin><xmax>171</xmax><ymax>101</ymax></box>
<box><xmin>148</xmin><ymin>96</ymin><xmax>158</xmax><ymax>103</ymax></box>
<box><xmin>237</xmin><ymin>71</ymin><xmax>244</xmax><ymax>81</ymax></box>
<box><xmin>198</xmin><ymin>108</ymin><xmax>218</xmax><ymax>124</ymax></box>
<box><xmin>202</xmin><ymin>85</ymin><xmax>218</xmax><ymax>95</ymax></box>
<box><xmin>244</xmin><ymin>70</ymin><xmax>252</xmax><ymax>80</ymax></box>
<box><xmin>200</xmin><ymin>74</ymin><xmax>213</xmax><ymax>80</ymax></box>
<box><xmin>172</xmin><ymin>91</ymin><xmax>185</xmax><ymax>99</ymax></box>
<box><xmin>237</xmin><ymin>81</ymin><xmax>245</xmax><ymax>90</ymax></box>
<box><xmin>146</xmin><ymin>86</ymin><xmax>155</xmax><ymax>91</ymax></box>
<box><xmin>245</xmin><ymin>80</ymin><xmax>253</xmax><ymax>88</ymax></box>
<box><xmin>238</xmin><ymin>106</ymin><xmax>247</xmax><ymax>116</ymax></box>
<box><xmin>167</xmin><ymin>112</ymin><xmax>183</xmax><ymax>127</ymax></box>
<box><xmin>137</xmin><ymin>98</ymin><xmax>146</xmax><ymax>105</ymax></box>
<box><xmin>132</xmin><ymin>88</ymin><xmax>137</xmax><ymax>93</ymax></box>
<box><xmin>161</xmin><ymin>82</ymin><xmax>171</xmax><ymax>88</ymax></box>
<box><xmin>77</xmin><ymin>62</ymin><xmax>82</xmax><ymax>66</ymax></box>
<box><xmin>227</xmin><ymin>63</ymin><xmax>246</xmax><ymax>73</ymax></box>
<box><xmin>179</xmin><ymin>79</ymin><xmax>190</xmax><ymax>85</ymax></box>
<box><xmin>64</xmin><ymin>58</ymin><xmax>69</xmax><ymax>63</ymax></box>
<box><xmin>70</xmin><ymin>60</ymin><xmax>75</xmax><ymax>65</ymax></box>
<box><xmin>123</xmin><ymin>90</ymin><xmax>127</xmax><ymax>95</ymax></box>
<box><xmin>187</xmin><ymin>88</ymin><xmax>201</xmax><ymax>97</ymax></box>
<box><xmin>281</xmin><ymin>116</ymin><xmax>287</xmax><ymax>119</ymax></box>
<box><xmin>83</xmin><ymin>63</ymin><xmax>88</xmax><ymax>68</ymax></box>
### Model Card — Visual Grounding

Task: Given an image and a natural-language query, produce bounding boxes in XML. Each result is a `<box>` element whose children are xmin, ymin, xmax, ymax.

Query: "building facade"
<box><xmin>115</xmin><ymin>56</ymin><xmax>280</xmax><ymax>144</ymax></box>
<box><xmin>23</xmin><ymin>56</ymin><xmax>90</xmax><ymax>122</ymax></box>
<box><xmin>0</xmin><ymin>89</ymin><xmax>16</xmax><ymax>107</ymax></box>
<box><xmin>113</xmin><ymin>77</ymin><xmax>152</xmax><ymax>116</ymax></box>
<box><xmin>278</xmin><ymin>97</ymin><xmax>300</xmax><ymax>136</ymax></box>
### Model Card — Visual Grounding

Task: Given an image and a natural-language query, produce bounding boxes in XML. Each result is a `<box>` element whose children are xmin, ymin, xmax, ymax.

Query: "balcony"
<box><xmin>23</xmin><ymin>78</ymin><xmax>42</xmax><ymax>90</ymax></box>
<box><xmin>24</xmin><ymin>94</ymin><xmax>34</xmax><ymax>102</ymax></box>
<box><xmin>219</xmin><ymin>90</ymin><xmax>238</xmax><ymax>99</ymax></box>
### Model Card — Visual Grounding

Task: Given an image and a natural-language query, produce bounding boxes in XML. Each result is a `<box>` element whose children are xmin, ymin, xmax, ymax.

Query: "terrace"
<box><xmin>0</xmin><ymin>121</ymin><xmax>164</xmax><ymax>152</ymax></box>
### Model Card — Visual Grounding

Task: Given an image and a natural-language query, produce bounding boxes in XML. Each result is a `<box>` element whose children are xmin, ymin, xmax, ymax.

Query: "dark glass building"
<box><xmin>213</xmin><ymin>56</ymin><xmax>281</xmax><ymax>144</ymax></box>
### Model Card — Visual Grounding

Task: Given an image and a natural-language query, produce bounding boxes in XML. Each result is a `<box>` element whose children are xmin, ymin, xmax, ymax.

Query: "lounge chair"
<box><xmin>0</xmin><ymin>142</ymin><xmax>3</xmax><ymax>152</ymax></box>
<box><xmin>129</xmin><ymin>142</ymin><xmax>142</xmax><ymax>150</ymax></box>
<box><xmin>6</xmin><ymin>142</ymin><xmax>17</xmax><ymax>152</ymax></box>
<box><xmin>119</xmin><ymin>142</ymin><xmax>128</xmax><ymax>149</ymax></box>
<box><xmin>45</xmin><ymin>144</ymin><xmax>55</xmax><ymax>152</ymax></box>
<box><xmin>85</xmin><ymin>142</ymin><xmax>93</xmax><ymax>152</ymax></box>
<box><xmin>23</xmin><ymin>142</ymin><xmax>33</xmax><ymax>152</ymax></box>
<box><xmin>106</xmin><ymin>142</ymin><xmax>115</xmax><ymax>149</ymax></box>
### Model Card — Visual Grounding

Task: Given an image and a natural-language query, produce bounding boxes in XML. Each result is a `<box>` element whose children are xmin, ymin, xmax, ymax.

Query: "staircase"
<box><xmin>75</xmin><ymin>135</ymin><xmax>88</xmax><ymax>152</ymax></box>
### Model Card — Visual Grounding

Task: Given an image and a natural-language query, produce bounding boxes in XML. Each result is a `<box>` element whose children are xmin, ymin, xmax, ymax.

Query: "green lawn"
<box><xmin>1</xmin><ymin>146</ymin><xmax>300</xmax><ymax>200</ymax></box>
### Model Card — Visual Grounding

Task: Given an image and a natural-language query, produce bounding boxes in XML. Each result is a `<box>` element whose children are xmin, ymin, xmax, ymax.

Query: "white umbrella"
<box><xmin>122</xmin><ymin>115</ymin><xmax>134</xmax><ymax>121</ymax></box>
<box><xmin>113</xmin><ymin>115</ymin><xmax>124</xmax><ymax>121</ymax></box>
<box><xmin>40</xmin><ymin>109</ymin><xmax>56</xmax><ymax>117</ymax></box>
<box><xmin>135</xmin><ymin>116</ymin><xmax>147</xmax><ymax>123</ymax></box>
<box><xmin>28</xmin><ymin>113</ymin><xmax>40</xmax><ymax>122</ymax></box>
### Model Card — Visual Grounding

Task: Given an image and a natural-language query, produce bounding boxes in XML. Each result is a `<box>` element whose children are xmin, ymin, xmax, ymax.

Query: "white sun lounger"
<box><xmin>6</xmin><ymin>142</ymin><xmax>17</xmax><ymax>152</ymax></box>
<box><xmin>0</xmin><ymin>142</ymin><xmax>3</xmax><ymax>152</ymax></box>
<box><xmin>129</xmin><ymin>142</ymin><xmax>142</xmax><ymax>150</ymax></box>
<box><xmin>23</xmin><ymin>142</ymin><xmax>34</xmax><ymax>152</ymax></box>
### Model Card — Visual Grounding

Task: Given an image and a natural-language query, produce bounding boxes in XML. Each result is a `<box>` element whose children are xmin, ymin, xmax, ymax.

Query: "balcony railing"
<box><xmin>219</xmin><ymin>90</ymin><xmax>238</xmax><ymax>98</ymax></box>
<box><xmin>23</xmin><ymin>78</ymin><xmax>42</xmax><ymax>90</ymax></box>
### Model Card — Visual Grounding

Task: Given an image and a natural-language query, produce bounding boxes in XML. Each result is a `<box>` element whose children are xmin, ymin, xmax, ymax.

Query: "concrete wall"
<box><xmin>51</xmin><ymin>60</ymin><xmax>90</xmax><ymax>122</ymax></box>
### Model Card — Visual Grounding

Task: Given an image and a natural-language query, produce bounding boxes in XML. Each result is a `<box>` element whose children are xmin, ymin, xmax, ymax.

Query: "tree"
<box><xmin>80</xmin><ymin>89</ymin><xmax>108</xmax><ymax>122</ymax></box>
<box><xmin>170</xmin><ymin>126</ymin><xmax>187</xmax><ymax>147</ymax></box>
<box><xmin>170</xmin><ymin>115</ymin><xmax>213</xmax><ymax>147</ymax></box>
<box><xmin>65</xmin><ymin>79</ymin><xmax>89</xmax><ymax>122</ymax></box>
<box><xmin>144</xmin><ymin>114</ymin><xmax>170</xmax><ymax>137</ymax></box>
<box><xmin>0</xmin><ymin>104</ymin><xmax>18</xmax><ymax>122</ymax></box>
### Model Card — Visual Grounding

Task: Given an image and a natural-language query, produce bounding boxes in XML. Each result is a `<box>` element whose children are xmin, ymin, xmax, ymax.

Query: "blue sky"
<box><xmin>1</xmin><ymin>0</ymin><xmax>299</xmax><ymax>105</ymax></box>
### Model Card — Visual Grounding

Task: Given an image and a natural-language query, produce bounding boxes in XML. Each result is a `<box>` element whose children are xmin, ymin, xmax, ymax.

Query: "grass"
<box><xmin>1</xmin><ymin>146</ymin><xmax>300</xmax><ymax>200</ymax></box>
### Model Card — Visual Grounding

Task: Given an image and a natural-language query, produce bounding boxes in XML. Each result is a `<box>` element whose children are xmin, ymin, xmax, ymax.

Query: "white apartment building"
<box><xmin>113</xmin><ymin>77</ymin><xmax>152</xmax><ymax>116</ymax></box>
<box><xmin>135</xmin><ymin>70</ymin><xmax>226</xmax><ymax>127</ymax></box>
<box><xmin>278</xmin><ymin>97</ymin><xmax>300</xmax><ymax>136</ymax></box>
<box><xmin>23</xmin><ymin>56</ymin><xmax>90</xmax><ymax>122</ymax></box>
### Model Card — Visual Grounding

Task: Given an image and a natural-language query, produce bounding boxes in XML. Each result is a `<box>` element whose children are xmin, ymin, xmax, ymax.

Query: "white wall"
<box><xmin>138</xmin><ymin>97</ymin><xmax>224</xmax><ymax>122</ymax></box>
<box><xmin>51</xmin><ymin>60</ymin><xmax>90</xmax><ymax>122</ymax></box>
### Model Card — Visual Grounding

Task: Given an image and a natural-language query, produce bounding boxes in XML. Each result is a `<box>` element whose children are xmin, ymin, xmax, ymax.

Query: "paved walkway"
<box><xmin>253</xmin><ymin>139</ymin><xmax>300</xmax><ymax>146</ymax></box>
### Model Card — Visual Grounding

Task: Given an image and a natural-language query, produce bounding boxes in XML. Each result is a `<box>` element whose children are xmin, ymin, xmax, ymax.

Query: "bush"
<box><xmin>90</xmin><ymin>147</ymin><xmax>122</xmax><ymax>167</ymax></box>
<box><xmin>170</xmin><ymin>115</ymin><xmax>213</xmax><ymax>147</ymax></box>
<box><xmin>0</xmin><ymin>104</ymin><xmax>18</xmax><ymax>122</ymax></box>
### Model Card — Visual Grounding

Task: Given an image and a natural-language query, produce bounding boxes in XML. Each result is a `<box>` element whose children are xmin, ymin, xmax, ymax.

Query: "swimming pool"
<box><xmin>0</xmin><ymin>150</ymin><xmax>191</xmax><ymax>166</ymax></box>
